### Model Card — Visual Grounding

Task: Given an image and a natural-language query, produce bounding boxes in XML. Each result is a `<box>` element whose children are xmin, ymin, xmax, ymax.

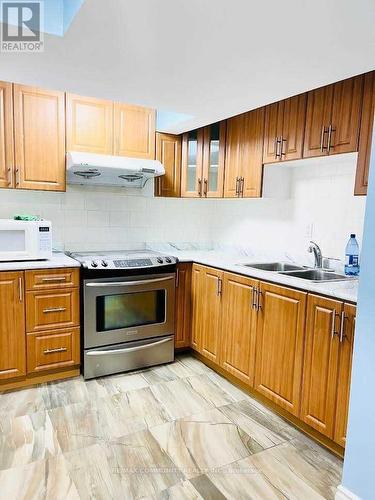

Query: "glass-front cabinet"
<box><xmin>181</xmin><ymin>122</ymin><xmax>226</xmax><ymax>198</ymax></box>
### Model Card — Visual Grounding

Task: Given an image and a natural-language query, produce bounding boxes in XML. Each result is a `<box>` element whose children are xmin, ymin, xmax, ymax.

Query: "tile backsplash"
<box><xmin>0</xmin><ymin>154</ymin><xmax>366</xmax><ymax>262</ymax></box>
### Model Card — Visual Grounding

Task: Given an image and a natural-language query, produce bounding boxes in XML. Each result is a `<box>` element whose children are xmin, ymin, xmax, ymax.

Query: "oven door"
<box><xmin>83</xmin><ymin>273</ymin><xmax>175</xmax><ymax>348</ymax></box>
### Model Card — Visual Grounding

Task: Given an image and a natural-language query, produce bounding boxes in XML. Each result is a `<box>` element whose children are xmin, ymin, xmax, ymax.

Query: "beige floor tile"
<box><xmin>150</xmin><ymin>407</ymin><xmax>263</xmax><ymax>479</ymax></box>
<box><xmin>183</xmin><ymin>375</ymin><xmax>236</xmax><ymax>407</ymax></box>
<box><xmin>42</xmin><ymin>377</ymin><xmax>90</xmax><ymax>410</ymax></box>
<box><xmin>206</xmin><ymin>370</ymin><xmax>251</xmax><ymax>402</ymax></box>
<box><xmin>0</xmin><ymin>411</ymin><xmax>61</xmax><ymax>470</ymax></box>
<box><xmin>0</xmin><ymin>385</ymin><xmax>46</xmax><ymax>418</ymax></box>
<box><xmin>144</xmin><ymin>479</ymin><xmax>204</xmax><ymax>499</ymax></box>
<box><xmin>0</xmin><ymin>455</ymin><xmax>79</xmax><ymax>500</ymax></box>
<box><xmin>176</xmin><ymin>355</ymin><xmax>214</xmax><ymax>376</ymax></box>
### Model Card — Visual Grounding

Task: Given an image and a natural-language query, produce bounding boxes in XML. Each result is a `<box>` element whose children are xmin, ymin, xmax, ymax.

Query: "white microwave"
<box><xmin>0</xmin><ymin>220</ymin><xmax>52</xmax><ymax>261</ymax></box>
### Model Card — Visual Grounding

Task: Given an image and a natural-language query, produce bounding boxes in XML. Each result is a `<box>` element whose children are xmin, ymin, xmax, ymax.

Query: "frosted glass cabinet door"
<box><xmin>203</xmin><ymin>122</ymin><xmax>226</xmax><ymax>197</ymax></box>
<box><xmin>181</xmin><ymin>129</ymin><xmax>204</xmax><ymax>197</ymax></box>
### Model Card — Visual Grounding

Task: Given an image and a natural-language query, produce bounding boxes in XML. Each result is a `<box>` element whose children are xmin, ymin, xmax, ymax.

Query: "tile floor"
<box><xmin>0</xmin><ymin>354</ymin><xmax>343</xmax><ymax>499</ymax></box>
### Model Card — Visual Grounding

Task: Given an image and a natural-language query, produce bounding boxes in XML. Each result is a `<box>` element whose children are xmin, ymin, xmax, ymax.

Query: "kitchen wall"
<box><xmin>0</xmin><ymin>154</ymin><xmax>366</xmax><ymax>261</ymax></box>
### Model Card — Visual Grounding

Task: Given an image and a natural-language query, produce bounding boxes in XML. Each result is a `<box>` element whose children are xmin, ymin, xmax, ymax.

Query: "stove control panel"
<box><xmin>81</xmin><ymin>255</ymin><xmax>177</xmax><ymax>269</ymax></box>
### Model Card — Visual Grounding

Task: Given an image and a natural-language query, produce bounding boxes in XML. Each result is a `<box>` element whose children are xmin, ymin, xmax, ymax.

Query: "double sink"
<box><xmin>239</xmin><ymin>262</ymin><xmax>354</xmax><ymax>283</ymax></box>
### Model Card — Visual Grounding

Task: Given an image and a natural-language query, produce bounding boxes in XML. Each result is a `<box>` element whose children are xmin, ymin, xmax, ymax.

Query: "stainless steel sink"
<box><xmin>241</xmin><ymin>262</ymin><xmax>305</xmax><ymax>272</ymax></box>
<box><xmin>279</xmin><ymin>269</ymin><xmax>354</xmax><ymax>282</ymax></box>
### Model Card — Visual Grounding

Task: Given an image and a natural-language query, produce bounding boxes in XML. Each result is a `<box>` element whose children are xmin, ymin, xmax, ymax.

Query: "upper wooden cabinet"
<box><xmin>174</xmin><ymin>263</ymin><xmax>191</xmax><ymax>349</ymax></box>
<box><xmin>181</xmin><ymin>122</ymin><xmax>226</xmax><ymax>198</ymax></box>
<box><xmin>155</xmin><ymin>132</ymin><xmax>181</xmax><ymax>197</ymax></box>
<box><xmin>0</xmin><ymin>81</ymin><xmax>14</xmax><ymax>189</ymax></box>
<box><xmin>263</xmin><ymin>94</ymin><xmax>307</xmax><ymax>164</ymax></box>
<box><xmin>113</xmin><ymin>103</ymin><xmax>155</xmax><ymax>159</ymax></box>
<box><xmin>254</xmin><ymin>282</ymin><xmax>307</xmax><ymax>417</ymax></box>
<box><xmin>0</xmin><ymin>271</ymin><xmax>26</xmax><ymax>380</ymax></box>
<box><xmin>355</xmin><ymin>71</ymin><xmax>375</xmax><ymax>196</ymax></box>
<box><xmin>14</xmin><ymin>85</ymin><xmax>66</xmax><ymax>191</ymax></box>
<box><xmin>224</xmin><ymin>107</ymin><xmax>265</xmax><ymax>198</ymax></box>
<box><xmin>219</xmin><ymin>272</ymin><xmax>258</xmax><ymax>386</ymax></box>
<box><xmin>66</xmin><ymin>93</ymin><xmax>114</xmax><ymax>154</ymax></box>
<box><xmin>304</xmin><ymin>75</ymin><xmax>364</xmax><ymax>158</ymax></box>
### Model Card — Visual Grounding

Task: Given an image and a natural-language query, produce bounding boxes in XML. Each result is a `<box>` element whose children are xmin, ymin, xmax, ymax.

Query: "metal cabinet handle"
<box><xmin>44</xmin><ymin>347</ymin><xmax>68</xmax><ymax>354</ymax></box>
<box><xmin>7</xmin><ymin>167</ymin><xmax>12</xmax><ymax>186</ymax></box>
<box><xmin>198</xmin><ymin>178</ymin><xmax>202</xmax><ymax>196</ymax></box>
<box><xmin>235</xmin><ymin>176</ymin><xmax>240</xmax><ymax>196</ymax></box>
<box><xmin>331</xmin><ymin>309</ymin><xmax>339</xmax><ymax>338</ymax></box>
<box><xmin>203</xmin><ymin>178</ymin><xmax>208</xmax><ymax>197</ymax></box>
<box><xmin>239</xmin><ymin>177</ymin><xmax>244</xmax><ymax>197</ymax></box>
<box><xmin>327</xmin><ymin>124</ymin><xmax>336</xmax><ymax>153</ymax></box>
<box><xmin>257</xmin><ymin>289</ymin><xmax>262</xmax><ymax>311</ymax></box>
<box><xmin>86</xmin><ymin>276</ymin><xmax>174</xmax><ymax>287</ymax></box>
<box><xmin>217</xmin><ymin>277</ymin><xmax>223</xmax><ymax>296</ymax></box>
<box><xmin>251</xmin><ymin>287</ymin><xmax>258</xmax><ymax>310</ymax></box>
<box><xmin>15</xmin><ymin>168</ymin><xmax>20</xmax><ymax>186</ymax></box>
<box><xmin>339</xmin><ymin>311</ymin><xmax>347</xmax><ymax>342</ymax></box>
<box><xmin>43</xmin><ymin>307</ymin><xmax>66</xmax><ymax>313</ymax></box>
<box><xmin>280</xmin><ymin>137</ymin><xmax>287</xmax><ymax>157</ymax></box>
<box><xmin>18</xmin><ymin>277</ymin><xmax>23</xmax><ymax>302</ymax></box>
<box><xmin>275</xmin><ymin>137</ymin><xmax>282</xmax><ymax>159</ymax></box>
<box><xmin>41</xmin><ymin>277</ymin><xmax>66</xmax><ymax>282</ymax></box>
<box><xmin>320</xmin><ymin>126</ymin><xmax>328</xmax><ymax>152</ymax></box>
<box><xmin>176</xmin><ymin>269</ymin><xmax>179</xmax><ymax>288</ymax></box>
<box><xmin>86</xmin><ymin>337</ymin><xmax>171</xmax><ymax>356</ymax></box>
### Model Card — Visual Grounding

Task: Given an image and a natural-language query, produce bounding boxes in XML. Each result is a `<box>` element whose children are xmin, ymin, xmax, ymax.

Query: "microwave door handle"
<box><xmin>86</xmin><ymin>337</ymin><xmax>171</xmax><ymax>356</ymax></box>
<box><xmin>85</xmin><ymin>276</ymin><xmax>174</xmax><ymax>287</ymax></box>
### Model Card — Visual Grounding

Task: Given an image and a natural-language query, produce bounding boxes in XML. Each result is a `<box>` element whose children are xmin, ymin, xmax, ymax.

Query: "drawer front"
<box><xmin>27</xmin><ymin>327</ymin><xmax>80</xmax><ymax>373</ymax></box>
<box><xmin>25</xmin><ymin>268</ymin><xmax>79</xmax><ymax>290</ymax></box>
<box><xmin>26</xmin><ymin>288</ymin><xmax>80</xmax><ymax>332</ymax></box>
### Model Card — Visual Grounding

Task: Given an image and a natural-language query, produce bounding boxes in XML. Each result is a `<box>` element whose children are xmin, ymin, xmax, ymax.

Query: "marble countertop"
<box><xmin>0</xmin><ymin>252</ymin><xmax>80</xmax><ymax>272</ymax></box>
<box><xmin>168</xmin><ymin>249</ymin><xmax>359</xmax><ymax>303</ymax></box>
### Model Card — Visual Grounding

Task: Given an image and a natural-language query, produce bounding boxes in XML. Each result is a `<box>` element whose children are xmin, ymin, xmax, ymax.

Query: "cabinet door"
<box><xmin>303</xmin><ymin>85</ymin><xmax>333</xmax><ymax>158</ymax></box>
<box><xmin>301</xmin><ymin>295</ymin><xmax>342</xmax><ymax>438</ymax></box>
<box><xmin>254</xmin><ymin>282</ymin><xmax>307</xmax><ymax>416</ymax></box>
<box><xmin>155</xmin><ymin>132</ymin><xmax>181</xmax><ymax>197</ymax></box>
<box><xmin>114</xmin><ymin>103</ymin><xmax>155</xmax><ymax>159</ymax></box>
<box><xmin>355</xmin><ymin>71</ymin><xmax>375</xmax><ymax>195</ymax></box>
<box><xmin>334</xmin><ymin>304</ymin><xmax>356</xmax><ymax>447</ymax></box>
<box><xmin>224</xmin><ymin>114</ymin><xmax>243</xmax><ymax>197</ymax></box>
<box><xmin>202</xmin><ymin>122</ymin><xmax>226</xmax><ymax>197</ymax></box>
<box><xmin>329</xmin><ymin>75</ymin><xmax>363</xmax><ymax>155</ymax></box>
<box><xmin>181</xmin><ymin>129</ymin><xmax>204</xmax><ymax>197</ymax></box>
<box><xmin>66</xmin><ymin>93</ymin><xmax>113</xmax><ymax>154</ymax></box>
<box><xmin>219</xmin><ymin>273</ymin><xmax>258</xmax><ymax>386</ymax></box>
<box><xmin>191</xmin><ymin>264</ymin><xmax>205</xmax><ymax>351</ymax></box>
<box><xmin>0</xmin><ymin>81</ymin><xmax>14</xmax><ymax>189</ymax></box>
<box><xmin>14</xmin><ymin>85</ymin><xmax>65</xmax><ymax>191</ymax></box>
<box><xmin>263</xmin><ymin>101</ymin><xmax>284</xmax><ymax>164</ymax></box>
<box><xmin>0</xmin><ymin>271</ymin><xmax>25</xmax><ymax>380</ymax></box>
<box><xmin>281</xmin><ymin>94</ymin><xmax>307</xmax><ymax>161</ymax></box>
<box><xmin>200</xmin><ymin>267</ymin><xmax>223</xmax><ymax>363</ymax></box>
<box><xmin>175</xmin><ymin>263</ymin><xmax>192</xmax><ymax>349</ymax></box>
<box><xmin>240</xmin><ymin>107</ymin><xmax>265</xmax><ymax>198</ymax></box>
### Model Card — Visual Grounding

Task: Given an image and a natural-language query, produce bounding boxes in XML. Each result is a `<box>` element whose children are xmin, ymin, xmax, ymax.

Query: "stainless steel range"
<box><xmin>69</xmin><ymin>250</ymin><xmax>177</xmax><ymax>379</ymax></box>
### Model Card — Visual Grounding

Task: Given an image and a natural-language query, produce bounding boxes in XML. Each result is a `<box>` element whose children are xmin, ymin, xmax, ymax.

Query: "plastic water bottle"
<box><xmin>345</xmin><ymin>234</ymin><xmax>360</xmax><ymax>276</ymax></box>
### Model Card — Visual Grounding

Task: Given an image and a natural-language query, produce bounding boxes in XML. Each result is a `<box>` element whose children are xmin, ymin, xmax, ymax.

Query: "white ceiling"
<box><xmin>0</xmin><ymin>0</ymin><xmax>374</xmax><ymax>133</ymax></box>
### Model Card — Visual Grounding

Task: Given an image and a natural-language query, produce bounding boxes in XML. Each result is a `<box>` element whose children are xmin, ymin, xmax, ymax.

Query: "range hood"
<box><xmin>66</xmin><ymin>151</ymin><xmax>165</xmax><ymax>188</ymax></box>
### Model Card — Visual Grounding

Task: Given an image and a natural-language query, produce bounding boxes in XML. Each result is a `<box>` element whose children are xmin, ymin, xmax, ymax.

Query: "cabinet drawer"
<box><xmin>27</xmin><ymin>327</ymin><xmax>80</xmax><ymax>373</ymax></box>
<box><xmin>26</xmin><ymin>288</ymin><xmax>79</xmax><ymax>332</ymax></box>
<box><xmin>25</xmin><ymin>268</ymin><xmax>79</xmax><ymax>291</ymax></box>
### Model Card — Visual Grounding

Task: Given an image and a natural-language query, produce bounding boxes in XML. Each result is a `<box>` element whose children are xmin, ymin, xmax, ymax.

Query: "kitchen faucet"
<box><xmin>308</xmin><ymin>241</ymin><xmax>323</xmax><ymax>268</ymax></box>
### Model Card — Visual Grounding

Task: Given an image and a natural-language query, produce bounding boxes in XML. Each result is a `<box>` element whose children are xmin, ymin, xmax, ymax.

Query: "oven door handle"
<box><xmin>85</xmin><ymin>276</ymin><xmax>174</xmax><ymax>288</ymax></box>
<box><xmin>86</xmin><ymin>337</ymin><xmax>172</xmax><ymax>356</ymax></box>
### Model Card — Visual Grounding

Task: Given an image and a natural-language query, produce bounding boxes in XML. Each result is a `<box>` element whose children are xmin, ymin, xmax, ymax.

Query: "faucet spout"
<box><xmin>308</xmin><ymin>241</ymin><xmax>323</xmax><ymax>269</ymax></box>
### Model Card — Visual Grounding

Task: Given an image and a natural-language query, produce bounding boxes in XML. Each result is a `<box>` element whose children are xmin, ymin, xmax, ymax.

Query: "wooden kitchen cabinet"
<box><xmin>155</xmin><ymin>132</ymin><xmax>181</xmax><ymax>197</ymax></box>
<box><xmin>224</xmin><ymin>107</ymin><xmax>265</xmax><ymax>198</ymax></box>
<box><xmin>175</xmin><ymin>263</ymin><xmax>192</xmax><ymax>349</ymax></box>
<box><xmin>263</xmin><ymin>94</ymin><xmax>307</xmax><ymax>164</ymax></box>
<box><xmin>0</xmin><ymin>81</ymin><xmax>14</xmax><ymax>189</ymax></box>
<box><xmin>219</xmin><ymin>273</ymin><xmax>258</xmax><ymax>386</ymax></box>
<box><xmin>254</xmin><ymin>282</ymin><xmax>307</xmax><ymax>416</ymax></box>
<box><xmin>13</xmin><ymin>84</ymin><xmax>66</xmax><ymax>191</ymax></box>
<box><xmin>0</xmin><ymin>271</ymin><xmax>26</xmax><ymax>380</ymax></box>
<box><xmin>181</xmin><ymin>129</ymin><xmax>204</xmax><ymax>197</ymax></box>
<box><xmin>113</xmin><ymin>103</ymin><xmax>155</xmax><ymax>159</ymax></box>
<box><xmin>191</xmin><ymin>263</ymin><xmax>205</xmax><ymax>350</ymax></box>
<box><xmin>334</xmin><ymin>303</ymin><xmax>356</xmax><ymax>447</ymax></box>
<box><xmin>355</xmin><ymin>71</ymin><xmax>375</xmax><ymax>195</ymax></box>
<box><xmin>304</xmin><ymin>75</ymin><xmax>363</xmax><ymax>158</ymax></box>
<box><xmin>202</xmin><ymin>122</ymin><xmax>226</xmax><ymax>197</ymax></box>
<box><xmin>301</xmin><ymin>295</ymin><xmax>343</xmax><ymax>438</ymax></box>
<box><xmin>66</xmin><ymin>93</ymin><xmax>114</xmax><ymax>154</ymax></box>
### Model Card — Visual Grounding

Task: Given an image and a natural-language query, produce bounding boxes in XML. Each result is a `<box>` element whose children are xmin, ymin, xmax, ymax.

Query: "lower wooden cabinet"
<box><xmin>27</xmin><ymin>327</ymin><xmax>80</xmax><ymax>374</ymax></box>
<box><xmin>0</xmin><ymin>271</ymin><xmax>26</xmax><ymax>380</ymax></box>
<box><xmin>218</xmin><ymin>273</ymin><xmax>258</xmax><ymax>386</ymax></box>
<box><xmin>175</xmin><ymin>263</ymin><xmax>192</xmax><ymax>348</ymax></box>
<box><xmin>254</xmin><ymin>282</ymin><xmax>307</xmax><ymax>417</ymax></box>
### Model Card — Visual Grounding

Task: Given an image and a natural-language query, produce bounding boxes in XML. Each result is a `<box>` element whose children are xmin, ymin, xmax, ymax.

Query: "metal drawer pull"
<box><xmin>86</xmin><ymin>338</ymin><xmax>171</xmax><ymax>356</ymax></box>
<box><xmin>41</xmin><ymin>277</ymin><xmax>66</xmax><ymax>282</ymax></box>
<box><xmin>18</xmin><ymin>277</ymin><xmax>23</xmax><ymax>303</ymax></box>
<box><xmin>44</xmin><ymin>347</ymin><xmax>68</xmax><ymax>354</ymax></box>
<box><xmin>43</xmin><ymin>307</ymin><xmax>66</xmax><ymax>313</ymax></box>
<box><xmin>86</xmin><ymin>276</ymin><xmax>173</xmax><ymax>288</ymax></box>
